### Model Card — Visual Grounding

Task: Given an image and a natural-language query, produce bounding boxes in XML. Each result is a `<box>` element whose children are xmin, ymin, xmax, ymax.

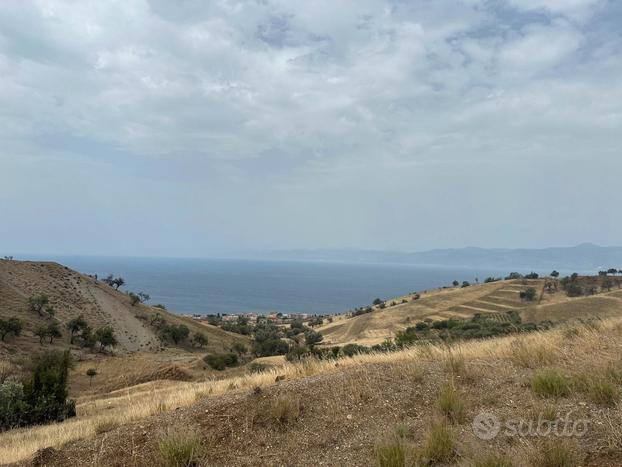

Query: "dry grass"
<box><xmin>437</xmin><ymin>383</ymin><xmax>466</xmax><ymax>424</ymax></box>
<box><xmin>528</xmin><ymin>439</ymin><xmax>581</xmax><ymax>467</ymax></box>
<box><xmin>507</xmin><ymin>337</ymin><xmax>558</xmax><ymax>369</ymax></box>
<box><xmin>2</xmin><ymin>317</ymin><xmax>622</xmax><ymax>465</ymax></box>
<box><xmin>417</xmin><ymin>422</ymin><xmax>454</xmax><ymax>465</ymax></box>
<box><xmin>530</xmin><ymin>370</ymin><xmax>573</xmax><ymax>399</ymax></box>
<box><xmin>155</xmin><ymin>426</ymin><xmax>205</xmax><ymax>467</ymax></box>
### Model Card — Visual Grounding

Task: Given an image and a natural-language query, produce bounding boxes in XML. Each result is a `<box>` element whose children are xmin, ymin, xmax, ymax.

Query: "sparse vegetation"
<box><xmin>437</xmin><ymin>383</ymin><xmax>465</xmax><ymax>423</ymax></box>
<box><xmin>155</xmin><ymin>426</ymin><xmax>204</xmax><ymax>467</ymax></box>
<box><xmin>203</xmin><ymin>353</ymin><xmax>238</xmax><ymax>371</ymax></box>
<box><xmin>417</xmin><ymin>423</ymin><xmax>454</xmax><ymax>465</ymax></box>
<box><xmin>530</xmin><ymin>370</ymin><xmax>572</xmax><ymax>399</ymax></box>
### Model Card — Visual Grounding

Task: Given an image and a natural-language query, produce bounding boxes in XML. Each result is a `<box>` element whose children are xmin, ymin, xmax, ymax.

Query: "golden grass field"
<box><xmin>3</xmin><ymin>317</ymin><xmax>622</xmax><ymax>465</ymax></box>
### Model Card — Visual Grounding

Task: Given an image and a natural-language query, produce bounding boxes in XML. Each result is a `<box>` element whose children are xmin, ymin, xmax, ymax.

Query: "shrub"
<box><xmin>94</xmin><ymin>326</ymin><xmax>117</xmax><ymax>351</ymax></box>
<box><xmin>28</xmin><ymin>294</ymin><xmax>49</xmax><ymax>316</ymax></box>
<box><xmin>203</xmin><ymin>353</ymin><xmax>238</xmax><ymax>371</ymax></box>
<box><xmin>443</xmin><ymin>352</ymin><xmax>466</xmax><ymax>377</ymax></box>
<box><xmin>341</xmin><ymin>343</ymin><xmax>369</xmax><ymax>357</ymax></box>
<box><xmin>520</xmin><ymin>287</ymin><xmax>537</xmax><ymax>301</ymax></box>
<box><xmin>160</xmin><ymin>324</ymin><xmax>190</xmax><ymax>345</ymax></box>
<box><xmin>530</xmin><ymin>370</ymin><xmax>572</xmax><ymax>399</ymax></box>
<box><xmin>156</xmin><ymin>426</ymin><xmax>204</xmax><ymax>467</ymax></box>
<box><xmin>0</xmin><ymin>317</ymin><xmax>22</xmax><ymax>341</ymax></box>
<box><xmin>0</xmin><ymin>351</ymin><xmax>76</xmax><ymax>430</ymax></box>
<box><xmin>437</xmin><ymin>384</ymin><xmax>466</xmax><ymax>424</ymax></box>
<box><xmin>191</xmin><ymin>333</ymin><xmax>208</xmax><ymax>348</ymax></box>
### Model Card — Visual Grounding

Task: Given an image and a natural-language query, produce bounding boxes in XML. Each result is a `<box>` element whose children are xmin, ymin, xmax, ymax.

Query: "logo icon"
<box><xmin>472</xmin><ymin>412</ymin><xmax>501</xmax><ymax>440</ymax></box>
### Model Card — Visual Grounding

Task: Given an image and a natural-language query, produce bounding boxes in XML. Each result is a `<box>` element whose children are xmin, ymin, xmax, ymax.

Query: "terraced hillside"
<box><xmin>318</xmin><ymin>278</ymin><xmax>622</xmax><ymax>345</ymax></box>
<box><xmin>0</xmin><ymin>259</ymin><xmax>248</xmax><ymax>358</ymax></box>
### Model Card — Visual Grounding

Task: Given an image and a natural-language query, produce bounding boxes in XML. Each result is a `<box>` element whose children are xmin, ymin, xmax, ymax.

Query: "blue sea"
<box><xmin>28</xmin><ymin>256</ymin><xmax>512</xmax><ymax>315</ymax></box>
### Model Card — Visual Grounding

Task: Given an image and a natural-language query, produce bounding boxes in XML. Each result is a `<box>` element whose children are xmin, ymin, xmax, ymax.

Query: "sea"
<box><xmin>26</xmin><ymin>256</ymin><xmax>517</xmax><ymax>316</ymax></box>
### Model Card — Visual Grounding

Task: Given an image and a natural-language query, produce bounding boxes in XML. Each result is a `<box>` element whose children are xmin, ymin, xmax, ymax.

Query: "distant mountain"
<box><xmin>251</xmin><ymin>243</ymin><xmax>622</xmax><ymax>271</ymax></box>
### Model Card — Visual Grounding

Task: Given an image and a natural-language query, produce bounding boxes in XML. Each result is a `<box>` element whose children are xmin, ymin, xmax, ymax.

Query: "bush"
<box><xmin>160</xmin><ymin>324</ymin><xmax>190</xmax><ymax>345</ymax></box>
<box><xmin>530</xmin><ymin>370</ymin><xmax>572</xmax><ymax>398</ymax></box>
<box><xmin>156</xmin><ymin>426</ymin><xmax>204</xmax><ymax>467</ymax></box>
<box><xmin>0</xmin><ymin>351</ymin><xmax>76</xmax><ymax>430</ymax></box>
<box><xmin>520</xmin><ymin>287</ymin><xmax>537</xmax><ymax>301</ymax></box>
<box><xmin>204</xmin><ymin>353</ymin><xmax>238</xmax><ymax>371</ymax></box>
<box><xmin>341</xmin><ymin>343</ymin><xmax>369</xmax><ymax>357</ymax></box>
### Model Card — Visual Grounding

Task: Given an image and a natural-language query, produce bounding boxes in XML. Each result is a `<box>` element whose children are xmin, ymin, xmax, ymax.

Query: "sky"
<box><xmin>1</xmin><ymin>0</ymin><xmax>621</xmax><ymax>257</ymax></box>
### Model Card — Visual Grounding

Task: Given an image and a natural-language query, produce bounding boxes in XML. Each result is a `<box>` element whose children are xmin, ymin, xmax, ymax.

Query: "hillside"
<box><xmin>318</xmin><ymin>277</ymin><xmax>622</xmax><ymax>345</ymax></box>
<box><xmin>4</xmin><ymin>317</ymin><xmax>622</xmax><ymax>466</ymax></box>
<box><xmin>0</xmin><ymin>259</ymin><xmax>248</xmax><ymax>357</ymax></box>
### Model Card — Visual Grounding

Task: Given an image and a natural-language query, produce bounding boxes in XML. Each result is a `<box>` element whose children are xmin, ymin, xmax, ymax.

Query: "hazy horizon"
<box><xmin>2</xmin><ymin>1</ymin><xmax>622</xmax><ymax>257</ymax></box>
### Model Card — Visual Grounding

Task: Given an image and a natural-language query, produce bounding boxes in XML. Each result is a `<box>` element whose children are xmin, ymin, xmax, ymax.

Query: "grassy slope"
<box><xmin>318</xmin><ymin>278</ymin><xmax>622</xmax><ymax>345</ymax></box>
<box><xmin>0</xmin><ymin>259</ymin><xmax>248</xmax><ymax>358</ymax></box>
<box><xmin>6</xmin><ymin>318</ymin><xmax>622</xmax><ymax>466</ymax></box>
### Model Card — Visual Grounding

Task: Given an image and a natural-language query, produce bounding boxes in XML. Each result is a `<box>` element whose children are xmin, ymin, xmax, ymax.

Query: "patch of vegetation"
<box><xmin>417</xmin><ymin>423</ymin><xmax>454</xmax><ymax>466</ymax></box>
<box><xmin>573</xmin><ymin>374</ymin><xmax>620</xmax><ymax>406</ymax></box>
<box><xmin>94</xmin><ymin>418</ymin><xmax>119</xmax><ymax>435</ymax></box>
<box><xmin>203</xmin><ymin>353</ymin><xmax>238</xmax><ymax>371</ymax></box>
<box><xmin>155</xmin><ymin>426</ymin><xmax>204</xmax><ymax>467</ymax></box>
<box><xmin>530</xmin><ymin>370</ymin><xmax>572</xmax><ymax>399</ymax></box>
<box><xmin>529</xmin><ymin>439</ymin><xmax>581</xmax><ymax>467</ymax></box>
<box><xmin>437</xmin><ymin>383</ymin><xmax>466</xmax><ymax>423</ymax></box>
<box><xmin>0</xmin><ymin>350</ymin><xmax>76</xmax><ymax>430</ymax></box>
<box><xmin>509</xmin><ymin>340</ymin><xmax>558</xmax><ymax>369</ymax></box>
<box><xmin>0</xmin><ymin>317</ymin><xmax>22</xmax><ymax>341</ymax></box>
<box><xmin>265</xmin><ymin>395</ymin><xmax>301</xmax><ymax>426</ymax></box>
<box><xmin>375</xmin><ymin>440</ymin><xmax>407</xmax><ymax>467</ymax></box>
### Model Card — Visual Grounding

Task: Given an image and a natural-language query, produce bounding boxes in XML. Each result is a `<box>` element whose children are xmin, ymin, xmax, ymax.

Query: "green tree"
<box><xmin>520</xmin><ymin>287</ymin><xmax>537</xmax><ymax>301</ymax></box>
<box><xmin>94</xmin><ymin>326</ymin><xmax>117</xmax><ymax>351</ymax></box>
<box><xmin>452</xmin><ymin>280</ymin><xmax>459</xmax><ymax>287</ymax></box>
<box><xmin>46</xmin><ymin>321</ymin><xmax>62</xmax><ymax>344</ymax></box>
<box><xmin>44</xmin><ymin>305</ymin><xmax>56</xmax><ymax>319</ymax></box>
<box><xmin>161</xmin><ymin>324</ymin><xmax>190</xmax><ymax>344</ymax></box>
<box><xmin>66</xmin><ymin>315</ymin><xmax>88</xmax><ymax>344</ymax></box>
<box><xmin>0</xmin><ymin>317</ymin><xmax>22</xmax><ymax>341</ymax></box>
<box><xmin>231</xmin><ymin>342</ymin><xmax>247</xmax><ymax>355</ymax></box>
<box><xmin>550</xmin><ymin>270</ymin><xmax>560</xmax><ymax>278</ymax></box>
<box><xmin>304</xmin><ymin>330</ymin><xmax>324</xmax><ymax>347</ymax></box>
<box><xmin>372</xmin><ymin>298</ymin><xmax>383</xmax><ymax>306</ymax></box>
<box><xmin>191</xmin><ymin>332</ymin><xmax>208</xmax><ymax>348</ymax></box>
<box><xmin>34</xmin><ymin>326</ymin><xmax>48</xmax><ymax>345</ymax></box>
<box><xmin>28</xmin><ymin>295</ymin><xmax>49</xmax><ymax>317</ymax></box>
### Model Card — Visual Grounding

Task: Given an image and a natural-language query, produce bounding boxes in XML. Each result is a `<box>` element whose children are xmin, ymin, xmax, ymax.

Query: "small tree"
<box><xmin>34</xmin><ymin>326</ymin><xmax>48</xmax><ymax>345</ymax></box>
<box><xmin>520</xmin><ymin>287</ymin><xmax>537</xmax><ymax>302</ymax></box>
<box><xmin>66</xmin><ymin>315</ymin><xmax>89</xmax><ymax>344</ymax></box>
<box><xmin>372</xmin><ymin>298</ymin><xmax>383</xmax><ymax>306</ymax></box>
<box><xmin>231</xmin><ymin>342</ymin><xmax>247</xmax><ymax>355</ymax></box>
<box><xmin>44</xmin><ymin>305</ymin><xmax>56</xmax><ymax>319</ymax></box>
<box><xmin>86</xmin><ymin>368</ymin><xmax>97</xmax><ymax>387</ymax></box>
<box><xmin>461</xmin><ymin>281</ymin><xmax>470</xmax><ymax>288</ymax></box>
<box><xmin>192</xmin><ymin>333</ymin><xmax>208</xmax><ymax>348</ymax></box>
<box><xmin>128</xmin><ymin>291</ymin><xmax>150</xmax><ymax>306</ymax></box>
<box><xmin>452</xmin><ymin>280</ymin><xmax>459</xmax><ymax>287</ymax></box>
<box><xmin>304</xmin><ymin>330</ymin><xmax>324</xmax><ymax>347</ymax></box>
<box><xmin>161</xmin><ymin>324</ymin><xmax>190</xmax><ymax>344</ymax></box>
<box><xmin>550</xmin><ymin>270</ymin><xmax>560</xmax><ymax>278</ymax></box>
<box><xmin>0</xmin><ymin>317</ymin><xmax>22</xmax><ymax>341</ymax></box>
<box><xmin>94</xmin><ymin>326</ymin><xmax>117</xmax><ymax>351</ymax></box>
<box><xmin>46</xmin><ymin>321</ymin><xmax>62</xmax><ymax>344</ymax></box>
<box><xmin>28</xmin><ymin>295</ymin><xmax>49</xmax><ymax>317</ymax></box>
<box><xmin>112</xmin><ymin>277</ymin><xmax>125</xmax><ymax>290</ymax></box>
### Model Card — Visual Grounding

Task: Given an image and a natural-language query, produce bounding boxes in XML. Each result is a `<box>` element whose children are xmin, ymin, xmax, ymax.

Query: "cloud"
<box><xmin>0</xmin><ymin>0</ymin><xmax>621</xmax><ymax>254</ymax></box>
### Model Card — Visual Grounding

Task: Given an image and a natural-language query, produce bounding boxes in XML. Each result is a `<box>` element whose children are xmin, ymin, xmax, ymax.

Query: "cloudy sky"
<box><xmin>1</xmin><ymin>0</ymin><xmax>621</xmax><ymax>257</ymax></box>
